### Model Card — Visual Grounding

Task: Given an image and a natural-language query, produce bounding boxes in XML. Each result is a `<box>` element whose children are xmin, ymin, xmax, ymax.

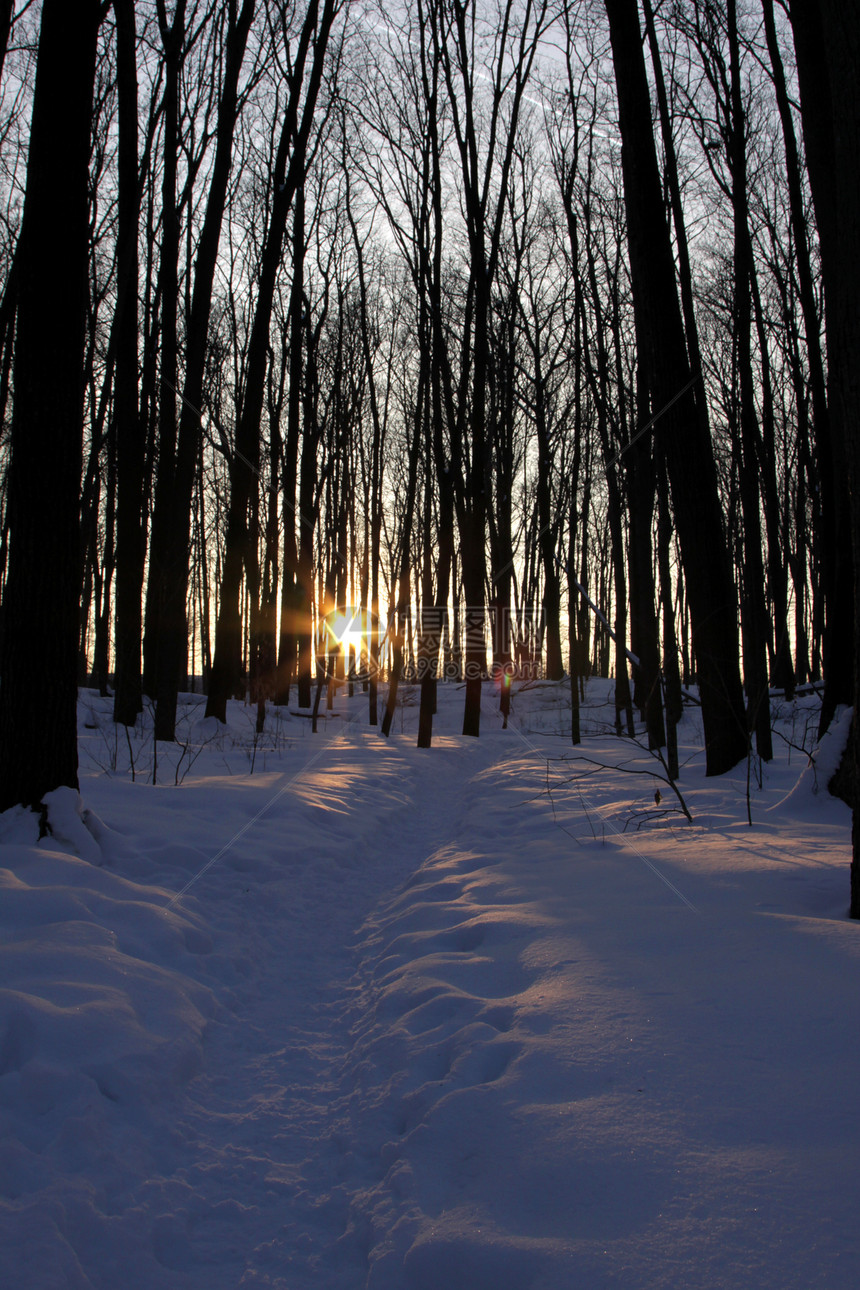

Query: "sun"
<box><xmin>323</xmin><ymin>608</ymin><xmax>371</xmax><ymax>656</ymax></box>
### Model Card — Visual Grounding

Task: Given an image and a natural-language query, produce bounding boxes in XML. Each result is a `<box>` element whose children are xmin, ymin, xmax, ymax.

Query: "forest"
<box><xmin>0</xmin><ymin>0</ymin><xmax>858</xmax><ymax>899</ymax></box>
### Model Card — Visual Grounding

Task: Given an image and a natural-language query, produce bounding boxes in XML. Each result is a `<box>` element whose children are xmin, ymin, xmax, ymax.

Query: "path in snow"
<box><xmin>108</xmin><ymin>707</ymin><xmax>517</xmax><ymax>1289</ymax></box>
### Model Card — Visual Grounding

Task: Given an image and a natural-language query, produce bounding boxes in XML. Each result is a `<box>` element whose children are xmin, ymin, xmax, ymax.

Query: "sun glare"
<box><xmin>323</xmin><ymin>610</ymin><xmax>370</xmax><ymax>655</ymax></box>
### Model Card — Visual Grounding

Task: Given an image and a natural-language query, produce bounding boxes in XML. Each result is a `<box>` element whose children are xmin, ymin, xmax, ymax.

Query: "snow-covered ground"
<box><xmin>1</xmin><ymin>678</ymin><xmax>857</xmax><ymax>1289</ymax></box>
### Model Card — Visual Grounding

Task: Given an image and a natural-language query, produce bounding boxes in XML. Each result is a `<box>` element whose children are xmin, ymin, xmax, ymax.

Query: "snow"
<box><xmin>1</xmin><ymin>679</ymin><xmax>858</xmax><ymax>1288</ymax></box>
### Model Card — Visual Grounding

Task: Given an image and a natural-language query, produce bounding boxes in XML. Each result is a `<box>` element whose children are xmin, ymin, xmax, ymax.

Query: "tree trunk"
<box><xmin>382</xmin><ymin>329</ymin><xmax>424</xmax><ymax>736</ymax></box>
<box><xmin>112</xmin><ymin>0</ymin><xmax>146</xmax><ymax>727</ymax></box>
<box><xmin>142</xmin><ymin>0</ymin><xmax>186</xmax><ymax>726</ymax></box>
<box><xmin>0</xmin><ymin>0</ymin><xmax>15</xmax><ymax>86</ymax></box>
<box><xmin>604</xmin><ymin>0</ymin><xmax>747</xmax><ymax>775</ymax></box>
<box><xmin>726</xmin><ymin>0</ymin><xmax>772</xmax><ymax>761</ymax></box>
<box><xmin>275</xmin><ymin>191</ymin><xmax>306</xmax><ymax>706</ymax></box>
<box><xmin>788</xmin><ymin>0</ymin><xmax>855</xmax><ymax>736</ymax></box>
<box><xmin>798</xmin><ymin>1</ymin><xmax>860</xmax><ymax>913</ymax></box>
<box><xmin>0</xmin><ymin>0</ymin><xmax>101</xmax><ymax>812</ymax></box>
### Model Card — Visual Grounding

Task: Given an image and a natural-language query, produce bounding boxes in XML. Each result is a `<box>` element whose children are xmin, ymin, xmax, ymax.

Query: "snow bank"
<box><xmin>0</xmin><ymin>797</ymin><xmax>217</xmax><ymax>1289</ymax></box>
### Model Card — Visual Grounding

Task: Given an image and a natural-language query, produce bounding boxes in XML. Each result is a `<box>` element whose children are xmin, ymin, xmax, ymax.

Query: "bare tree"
<box><xmin>788</xmin><ymin>0</ymin><xmax>860</xmax><ymax>912</ymax></box>
<box><xmin>0</xmin><ymin>0</ymin><xmax>103</xmax><ymax>813</ymax></box>
<box><xmin>603</xmin><ymin>0</ymin><xmax>748</xmax><ymax>776</ymax></box>
<box><xmin>206</xmin><ymin>0</ymin><xmax>341</xmax><ymax>723</ymax></box>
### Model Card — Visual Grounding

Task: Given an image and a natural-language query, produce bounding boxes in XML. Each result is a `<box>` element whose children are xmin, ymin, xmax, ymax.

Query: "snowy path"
<box><xmin>105</xmin><ymin>714</ymin><xmax>518</xmax><ymax>1289</ymax></box>
<box><xmin>3</xmin><ymin>684</ymin><xmax>860</xmax><ymax>1289</ymax></box>
<box><xmin>127</xmin><ymin>724</ymin><xmax>462</xmax><ymax>1288</ymax></box>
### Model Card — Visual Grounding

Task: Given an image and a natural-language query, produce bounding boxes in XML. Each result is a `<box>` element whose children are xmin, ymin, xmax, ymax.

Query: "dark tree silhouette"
<box><xmin>112</xmin><ymin>0</ymin><xmax>146</xmax><ymax>729</ymax></box>
<box><xmin>801</xmin><ymin>1</ymin><xmax>860</xmax><ymax>912</ymax></box>
<box><xmin>603</xmin><ymin>0</ymin><xmax>748</xmax><ymax>776</ymax></box>
<box><xmin>788</xmin><ymin>0</ymin><xmax>854</xmax><ymax>738</ymax></box>
<box><xmin>0</xmin><ymin>0</ymin><xmax>102</xmax><ymax>812</ymax></box>
<box><xmin>206</xmin><ymin>0</ymin><xmax>340</xmax><ymax>725</ymax></box>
